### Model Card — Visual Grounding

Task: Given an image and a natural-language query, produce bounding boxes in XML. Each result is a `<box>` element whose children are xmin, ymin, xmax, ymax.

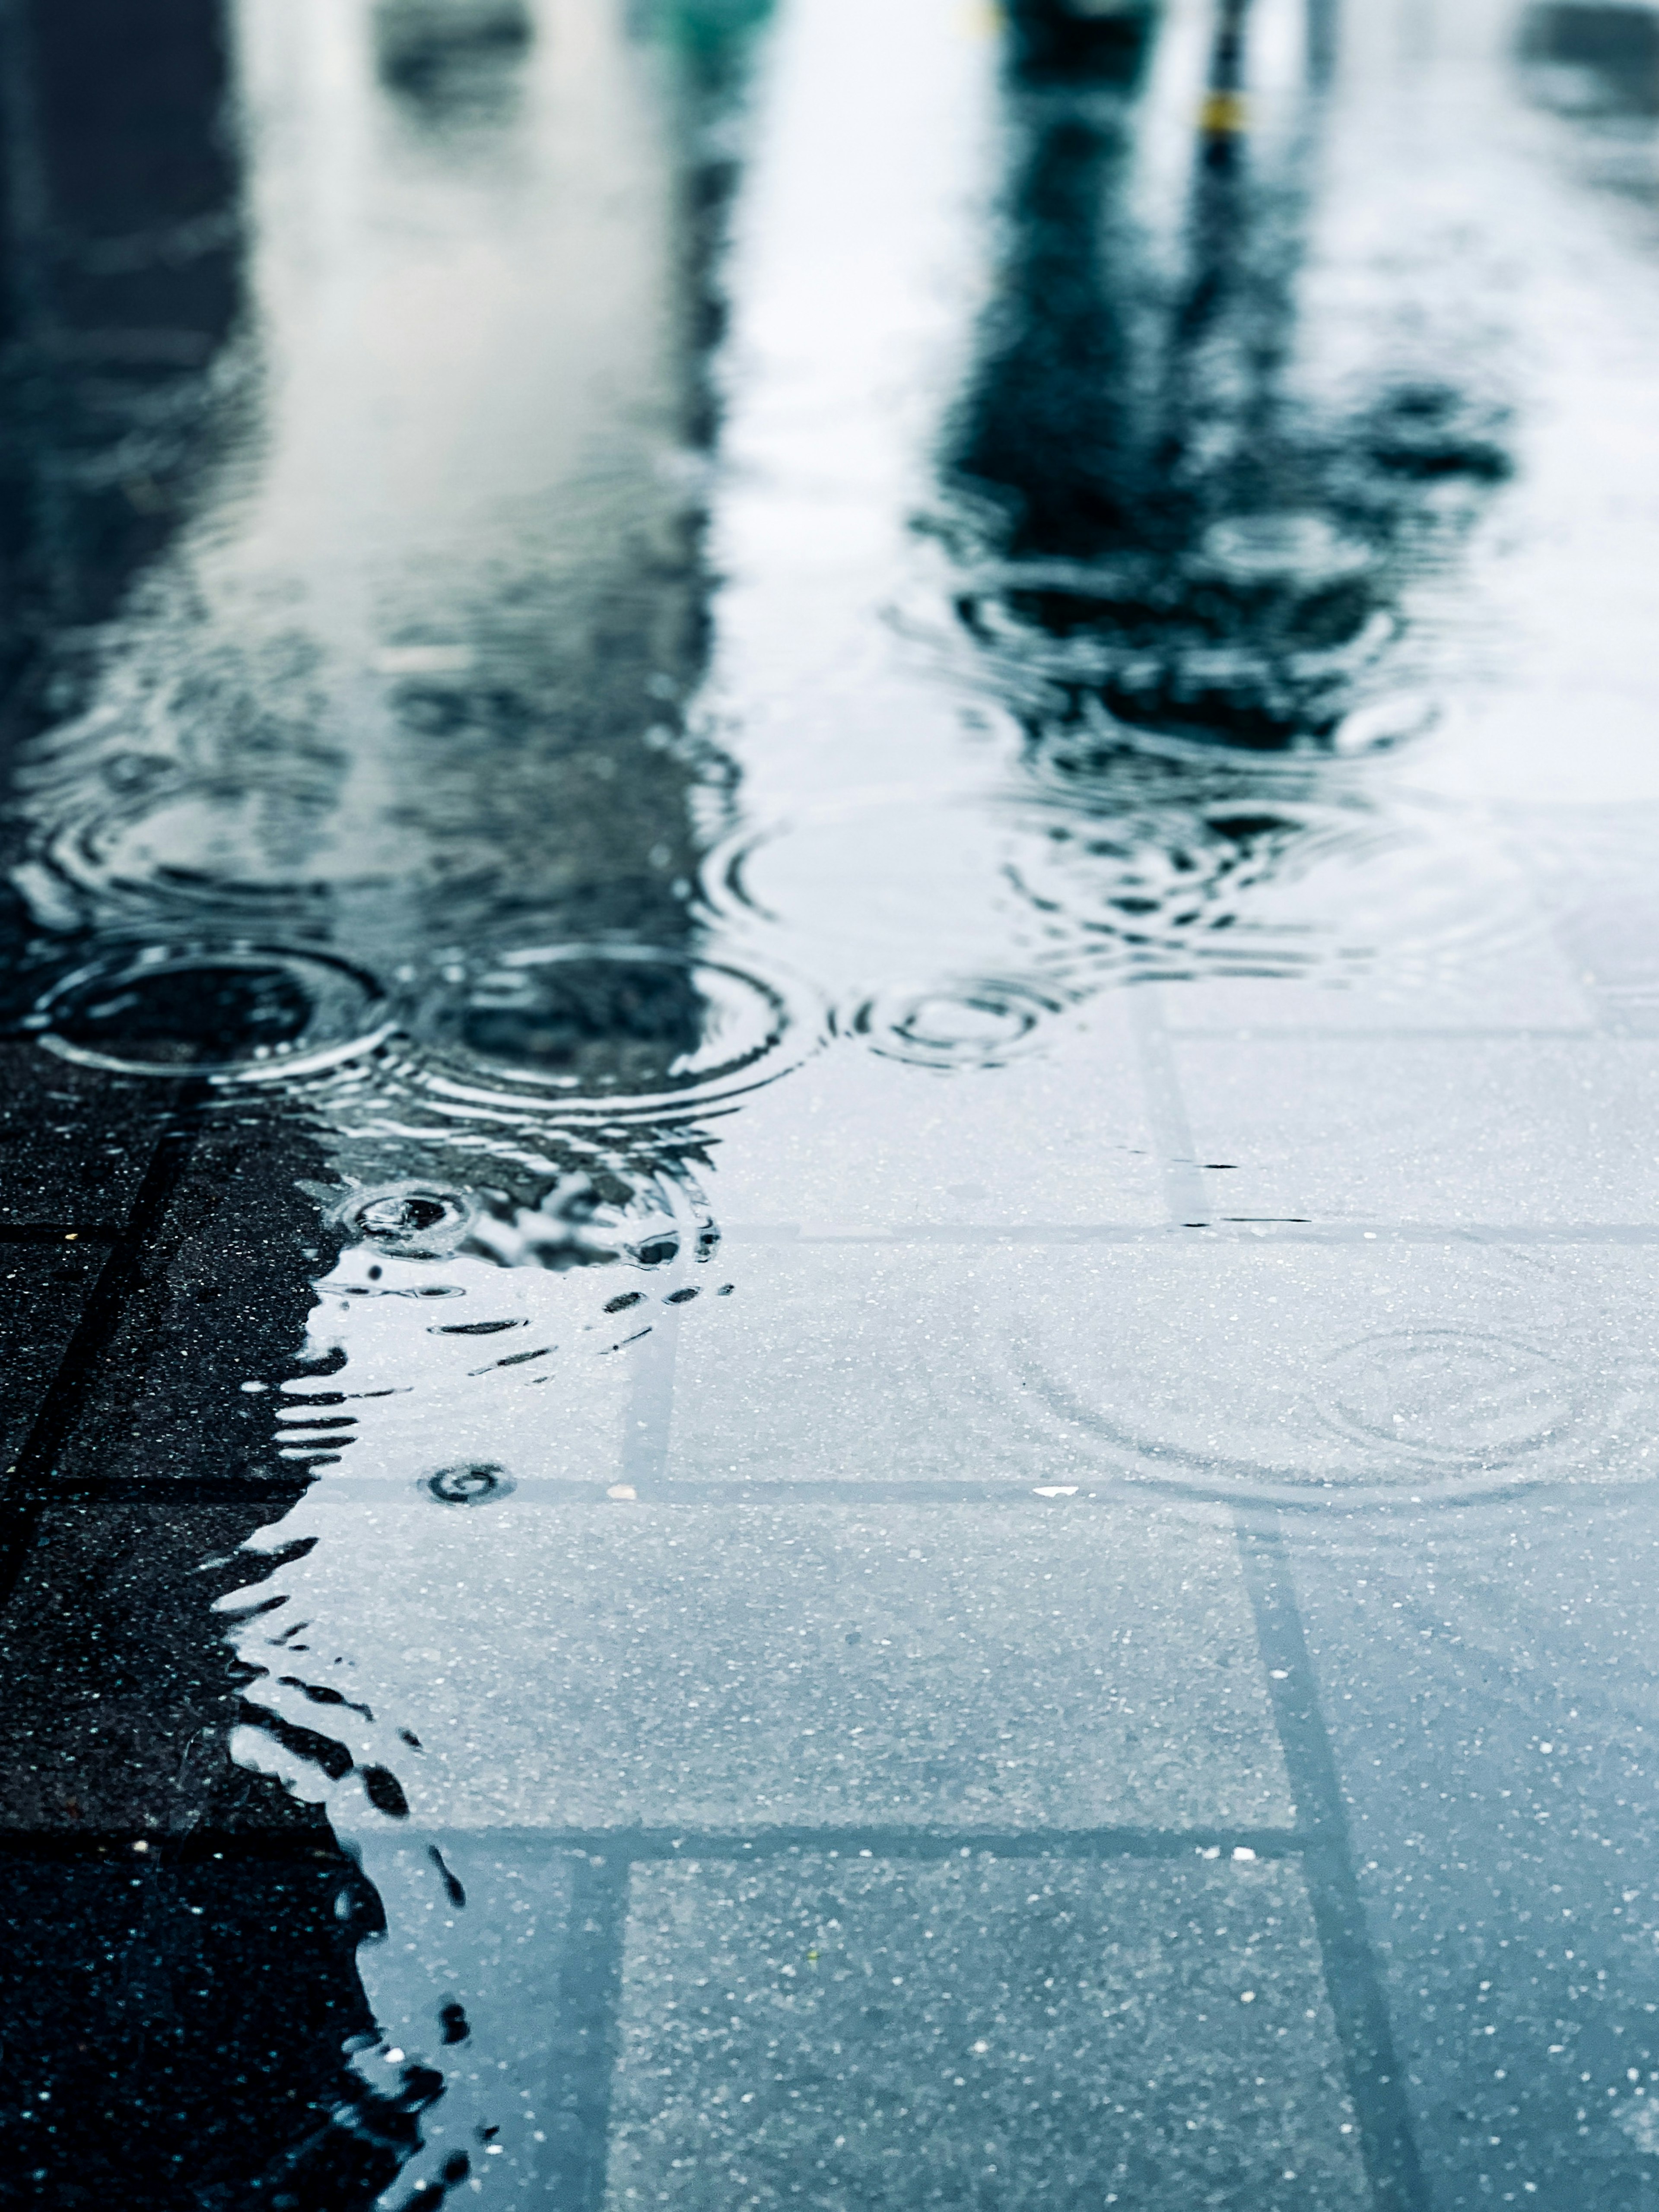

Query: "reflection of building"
<box><xmin>10</xmin><ymin>0</ymin><xmax>782</xmax><ymax>1227</ymax></box>
<box><xmin>947</xmin><ymin>0</ymin><xmax>1508</xmax><ymax>755</ymax></box>
<box><xmin>0</xmin><ymin>0</ymin><xmax>243</xmax><ymax>986</ymax></box>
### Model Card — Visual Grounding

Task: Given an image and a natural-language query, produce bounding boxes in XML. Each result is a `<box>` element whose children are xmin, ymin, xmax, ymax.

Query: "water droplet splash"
<box><xmin>422</xmin><ymin>1463</ymin><xmax>515</xmax><ymax>1507</ymax></box>
<box><xmin>836</xmin><ymin>976</ymin><xmax>1076</xmax><ymax>1070</ymax></box>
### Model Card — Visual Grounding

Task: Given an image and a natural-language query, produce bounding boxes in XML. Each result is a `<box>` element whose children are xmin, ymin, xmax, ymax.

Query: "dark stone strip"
<box><xmin>1237</xmin><ymin>1514</ymin><xmax>1430</xmax><ymax>2212</ymax></box>
<box><xmin>545</xmin><ymin>1851</ymin><xmax>631</xmax><ymax>2212</ymax></box>
<box><xmin>0</xmin><ymin>1107</ymin><xmax>199</xmax><ymax>1614</ymax></box>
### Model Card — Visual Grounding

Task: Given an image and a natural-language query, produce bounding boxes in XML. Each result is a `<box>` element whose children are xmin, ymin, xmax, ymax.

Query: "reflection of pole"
<box><xmin>1200</xmin><ymin>0</ymin><xmax>1252</xmax><ymax>156</ymax></box>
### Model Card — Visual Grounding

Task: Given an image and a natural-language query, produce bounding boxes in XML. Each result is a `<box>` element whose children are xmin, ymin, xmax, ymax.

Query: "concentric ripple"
<box><xmin>32</xmin><ymin>945</ymin><xmax>394</xmax><ymax>1080</ymax></box>
<box><xmin>1002</xmin><ymin>784</ymin><xmax>1550</xmax><ymax>997</ymax></box>
<box><xmin>1022</xmin><ymin>1310</ymin><xmax>1633</xmax><ymax>1513</ymax></box>
<box><xmin>423</xmin><ymin>1463</ymin><xmax>516</xmax><ymax>1506</ymax></box>
<box><xmin>1314</xmin><ymin>1331</ymin><xmax>1580</xmax><ymax>1472</ymax></box>
<box><xmin>45</xmin><ymin>786</ymin><xmax>413</xmax><ymax>919</ymax></box>
<box><xmin>836</xmin><ymin>975</ymin><xmax>1075</xmax><ymax>1070</ymax></box>
<box><xmin>410</xmin><ymin>943</ymin><xmax>818</xmax><ymax>1121</ymax></box>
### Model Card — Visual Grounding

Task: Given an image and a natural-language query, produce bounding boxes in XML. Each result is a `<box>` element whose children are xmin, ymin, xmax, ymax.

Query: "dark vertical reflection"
<box><xmin>0</xmin><ymin>2</ymin><xmax>779</xmax><ymax>2204</ymax></box>
<box><xmin>953</xmin><ymin>0</ymin><xmax>1393</xmax><ymax>753</ymax></box>
<box><xmin>0</xmin><ymin>13</ymin><xmax>398</xmax><ymax>2206</ymax></box>
<box><xmin>950</xmin><ymin>0</ymin><xmax>1511</xmax><ymax>766</ymax></box>
<box><xmin>0</xmin><ymin>0</ymin><xmax>241</xmax><ymax>660</ymax></box>
<box><xmin>1519</xmin><ymin>2</ymin><xmax>1659</xmax><ymax>111</ymax></box>
<box><xmin>0</xmin><ymin>0</ymin><xmax>244</xmax><ymax>987</ymax></box>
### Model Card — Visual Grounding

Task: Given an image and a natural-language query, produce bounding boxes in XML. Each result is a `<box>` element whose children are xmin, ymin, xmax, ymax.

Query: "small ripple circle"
<box><xmin>412</xmin><ymin>943</ymin><xmax>817</xmax><ymax>1117</ymax></box>
<box><xmin>837</xmin><ymin>976</ymin><xmax>1073</xmax><ymax>1071</ymax></box>
<box><xmin>423</xmin><ymin>1463</ymin><xmax>515</xmax><ymax>1506</ymax></box>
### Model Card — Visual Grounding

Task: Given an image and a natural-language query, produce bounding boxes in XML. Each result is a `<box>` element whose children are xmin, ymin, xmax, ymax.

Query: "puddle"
<box><xmin>10</xmin><ymin>0</ymin><xmax>1659</xmax><ymax>2203</ymax></box>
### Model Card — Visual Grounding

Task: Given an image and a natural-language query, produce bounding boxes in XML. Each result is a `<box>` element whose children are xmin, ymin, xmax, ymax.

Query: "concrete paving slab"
<box><xmin>53</xmin><ymin>1115</ymin><xmax>344</xmax><ymax>1490</ymax></box>
<box><xmin>1173</xmin><ymin>1033</ymin><xmax>1659</xmax><ymax>1228</ymax></box>
<box><xmin>664</xmin><ymin>1238</ymin><xmax>1659</xmax><ymax>1508</ymax></box>
<box><xmin>667</xmin><ymin>1241</ymin><xmax>1149</xmax><ymax>1492</ymax></box>
<box><xmin>0</xmin><ymin>1501</ymin><xmax>318</xmax><ymax>1835</ymax></box>
<box><xmin>230</xmin><ymin>1496</ymin><xmax>1292</xmax><ymax>1833</ymax></box>
<box><xmin>0</xmin><ymin>1243</ymin><xmax>106</xmax><ymax>1466</ymax></box>
<box><xmin>0</xmin><ymin>1844</ymin><xmax>382</xmax><ymax>2210</ymax></box>
<box><xmin>0</xmin><ymin>1047</ymin><xmax>167</xmax><ymax>1227</ymax></box>
<box><xmin>1286</xmin><ymin>1497</ymin><xmax>1659</xmax><ymax>2209</ymax></box>
<box><xmin>605</xmin><ymin>1852</ymin><xmax>1371</xmax><ymax>2212</ymax></box>
<box><xmin>342</xmin><ymin>1833</ymin><xmax>595</xmax><ymax>2205</ymax></box>
<box><xmin>704</xmin><ymin>991</ymin><xmax>1166</xmax><ymax>1234</ymax></box>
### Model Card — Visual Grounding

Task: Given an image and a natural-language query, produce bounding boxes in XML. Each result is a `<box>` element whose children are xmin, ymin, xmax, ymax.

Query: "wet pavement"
<box><xmin>5</xmin><ymin>0</ymin><xmax>1659</xmax><ymax>2205</ymax></box>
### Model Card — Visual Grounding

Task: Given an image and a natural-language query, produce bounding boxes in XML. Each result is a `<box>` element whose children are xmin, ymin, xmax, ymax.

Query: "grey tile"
<box><xmin>1173</xmin><ymin>1033</ymin><xmax>1659</xmax><ymax>1227</ymax></box>
<box><xmin>664</xmin><ymin>1238</ymin><xmax>1659</xmax><ymax>1510</ymax></box>
<box><xmin>0</xmin><ymin>1501</ymin><xmax>317</xmax><ymax>1835</ymax></box>
<box><xmin>666</xmin><ymin>1242</ymin><xmax>1120</xmax><ymax>1491</ymax></box>
<box><xmin>1287</xmin><ymin>1495</ymin><xmax>1659</xmax><ymax>2207</ymax></box>
<box><xmin>0</xmin><ymin>1243</ymin><xmax>103</xmax><ymax>1466</ymax></box>
<box><xmin>605</xmin><ymin>1853</ymin><xmax>1371</xmax><ymax>2212</ymax></box>
<box><xmin>343</xmin><ymin>1833</ymin><xmax>594</xmax><ymax>2204</ymax></box>
<box><xmin>232</xmin><ymin>1495</ymin><xmax>1292</xmax><ymax>1832</ymax></box>
<box><xmin>707</xmin><ymin>993</ymin><xmax>1166</xmax><ymax>1233</ymax></box>
<box><xmin>0</xmin><ymin>1047</ymin><xmax>166</xmax><ymax>1227</ymax></box>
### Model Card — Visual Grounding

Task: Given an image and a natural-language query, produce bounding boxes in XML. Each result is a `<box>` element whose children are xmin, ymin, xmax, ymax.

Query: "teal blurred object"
<box><xmin>1520</xmin><ymin>1</ymin><xmax>1659</xmax><ymax>109</ymax></box>
<box><xmin>657</xmin><ymin>0</ymin><xmax>779</xmax><ymax>86</ymax></box>
<box><xmin>1005</xmin><ymin>0</ymin><xmax>1161</xmax><ymax>83</ymax></box>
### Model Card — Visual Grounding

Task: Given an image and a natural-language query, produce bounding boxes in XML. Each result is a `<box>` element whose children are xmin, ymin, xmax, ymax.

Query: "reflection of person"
<box><xmin>1004</xmin><ymin>0</ymin><xmax>1162</xmax><ymax>84</ymax></box>
<box><xmin>947</xmin><ymin>0</ymin><xmax>1500</xmax><ymax>752</ymax></box>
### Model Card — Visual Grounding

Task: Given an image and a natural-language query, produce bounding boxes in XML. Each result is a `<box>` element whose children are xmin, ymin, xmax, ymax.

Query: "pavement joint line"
<box><xmin>622</xmin><ymin>1299</ymin><xmax>681</xmax><ymax>1490</ymax></box>
<box><xmin>0</xmin><ymin>1828</ymin><xmax>345</xmax><ymax>1863</ymax></box>
<box><xmin>0</xmin><ymin>1823</ymin><xmax>1311</xmax><ymax>1863</ymax></box>
<box><xmin>1238</xmin><ymin>1514</ymin><xmax>1429</xmax><ymax>2212</ymax></box>
<box><xmin>1163</xmin><ymin>1025</ymin><xmax>1611</xmax><ymax>1040</ymax></box>
<box><xmin>724</xmin><ymin>1222</ymin><xmax>1659</xmax><ymax>1245</ymax></box>
<box><xmin>0</xmin><ymin>1106</ymin><xmax>203</xmax><ymax>1619</ymax></box>
<box><xmin>1128</xmin><ymin>983</ymin><xmax>1213</xmax><ymax>1227</ymax></box>
<box><xmin>1137</xmin><ymin>999</ymin><xmax>1427</xmax><ymax>2207</ymax></box>
<box><xmin>549</xmin><ymin>1851</ymin><xmax>630</xmax><ymax>2212</ymax></box>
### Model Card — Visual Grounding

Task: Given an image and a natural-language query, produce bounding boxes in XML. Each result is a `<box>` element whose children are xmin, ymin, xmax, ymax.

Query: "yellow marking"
<box><xmin>1200</xmin><ymin>89</ymin><xmax>1250</xmax><ymax>136</ymax></box>
<box><xmin>963</xmin><ymin>0</ymin><xmax>1005</xmax><ymax>36</ymax></box>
